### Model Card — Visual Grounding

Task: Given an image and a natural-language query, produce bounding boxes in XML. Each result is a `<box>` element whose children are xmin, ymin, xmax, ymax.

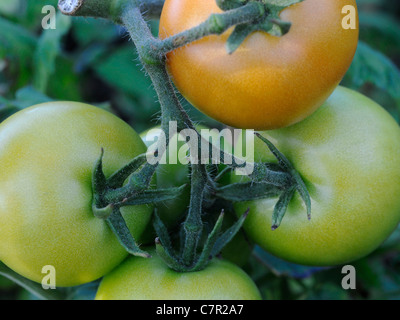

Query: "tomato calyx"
<box><xmin>149</xmin><ymin>156</ymin><xmax>249</xmax><ymax>273</ymax></box>
<box><xmin>91</xmin><ymin>148</ymin><xmax>187</xmax><ymax>258</ymax></box>
<box><xmin>154</xmin><ymin>207</ymin><xmax>249</xmax><ymax>273</ymax></box>
<box><xmin>218</xmin><ymin>0</ymin><xmax>303</xmax><ymax>53</ymax></box>
<box><xmin>215</xmin><ymin>133</ymin><xmax>311</xmax><ymax>230</ymax></box>
<box><xmin>217</xmin><ymin>0</ymin><xmax>249</xmax><ymax>11</ymax></box>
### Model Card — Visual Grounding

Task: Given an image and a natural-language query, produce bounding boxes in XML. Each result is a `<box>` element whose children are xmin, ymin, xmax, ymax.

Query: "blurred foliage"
<box><xmin>0</xmin><ymin>0</ymin><xmax>400</xmax><ymax>300</ymax></box>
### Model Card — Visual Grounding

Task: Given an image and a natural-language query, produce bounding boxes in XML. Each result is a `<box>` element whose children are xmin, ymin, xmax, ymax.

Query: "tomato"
<box><xmin>0</xmin><ymin>102</ymin><xmax>153</xmax><ymax>287</ymax></box>
<box><xmin>159</xmin><ymin>0</ymin><xmax>359</xmax><ymax>130</ymax></box>
<box><xmin>95</xmin><ymin>252</ymin><xmax>261</xmax><ymax>300</ymax></box>
<box><xmin>230</xmin><ymin>86</ymin><xmax>400</xmax><ymax>266</ymax></box>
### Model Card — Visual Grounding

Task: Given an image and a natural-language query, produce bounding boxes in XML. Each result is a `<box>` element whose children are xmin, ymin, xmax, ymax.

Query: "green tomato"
<box><xmin>95</xmin><ymin>252</ymin><xmax>261</xmax><ymax>300</ymax></box>
<box><xmin>231</xmin><ymin>86</ymin><xmax>400</xmax><ymax>266</ymax></box>
<box><xmin>0</xmin><ymin>102</ymin><xmax>153</xmax><ymax>287</ymax></box>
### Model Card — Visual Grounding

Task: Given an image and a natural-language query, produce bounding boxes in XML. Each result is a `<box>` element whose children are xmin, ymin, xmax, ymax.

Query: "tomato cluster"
<box><xmin>1</xmin><ymin>0</ymin><xmax>400</xmax><ymax>301</ymax></box>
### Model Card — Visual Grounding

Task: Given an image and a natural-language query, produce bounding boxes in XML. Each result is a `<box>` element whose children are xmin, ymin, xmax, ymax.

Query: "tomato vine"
<box><xmin>57</xmin><ymin>0</ymin><xmax>310</xmax><ymax>272</ymax></box>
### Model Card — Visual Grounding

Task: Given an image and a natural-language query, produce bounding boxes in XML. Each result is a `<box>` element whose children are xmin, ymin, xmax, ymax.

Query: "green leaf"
<box><xmin>93</xmin><ymin>45</ymin><xmax>155</xmax><ymax>98</ymax></box>
<box><xmin>0</xmin><ymin>0</ymin><xmax>20</xmax><ymax>16</ymax></box>
<box><xmin>342</xmin><ymin>41</ymin><xmax>400</xmax><ymax>109</ymax></box>
<box><xmin>359</xmin><ymin>11</ymin><xmax>400</xmax><ymax>49</ymax></box>
<box><xmin>13</xmin><ymin>86</ymin><xmax>53</xmax><ymax>109</ymax></box>
<box><xmin>72</xmin><ymin>17</ymin><xmax>120</xmax><ymax>47</ymax></box>
<box><xmin>0</xmin><ymin>105</ymin><xmax>19</xmax><ymax>123</ymax></box>
<box><xmin>0</xmin><ymin>86</ymin><xmax>53</xmax><ymax>122</ymax></box>
<box><xmin>0</xmin><ymin>17</ymin><xmax>37</xmax><ymax>57</ymax></box>
<box><xmin>0</xmin><ymin>16</ymin><xmax>37</xmax><ymax>89</ymax></box>
<box><xmin>0</xmin><ymin>262</ymin><xmax>67</xmax><ymax>300</ymax></box>
<box><xmin>33</xmin><ymin>12</ymin><xmax>71</xmax><ymax>93</ymax></box>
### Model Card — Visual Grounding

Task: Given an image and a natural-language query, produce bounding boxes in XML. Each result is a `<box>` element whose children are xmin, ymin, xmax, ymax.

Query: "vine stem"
<box><xmin>58</xmin><ymin>0</ymin><xmax>165</xmax><ymax>22</ymax></box>
<box><xmin>60</xmin><ymin>0</ymin><xmax>269</xmax><ymax>206</ymax></box>
<box><xmin>57</xmin><ymin>0</ymin><xmax>307</xmax><ymax>271</ymax></box>
<box><xmin>156</xmin><ymin>1</ymin><xmax>264</xmax><ymax>56</ymax></box>
<box><xmin>121</xmin><ymin>4</ymin><xmax>212</xmax><ymax>259</ymax></box>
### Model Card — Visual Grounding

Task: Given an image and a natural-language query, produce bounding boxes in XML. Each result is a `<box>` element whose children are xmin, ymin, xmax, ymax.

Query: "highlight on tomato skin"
<box><xmin>159</xmin><ymin>0</ymin><xmax>359</xmax><ymax>130</ymax></box>
<box><xmin>231</xmin><ymin>86</ymin><xmax>400</xmax><ymax>267</ymax></box>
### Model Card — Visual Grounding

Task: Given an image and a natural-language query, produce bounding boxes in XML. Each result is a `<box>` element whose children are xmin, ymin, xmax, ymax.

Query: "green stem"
<box><xmin>58</xmin><ymin>0</ymin><xmax>308</xmax><ymax>271</ymax></box>
<box><xmin>58</xmin><ymin>0</ymin><xmax>165</xmax><ymax>22</ymax></box>
<box><xmin>101</xmin><ymin>5</ymin><xmax>198</xmax><ymax>205</ymax></box>
<box><xmin>181</xmin><ymin>163</ymin><xmax>208</xmax><ymax>266</ymax></box>
<box><xmin>157</xmin><ymin>1</ymin><xmax>265</xmax><ymax>55</ymax></box>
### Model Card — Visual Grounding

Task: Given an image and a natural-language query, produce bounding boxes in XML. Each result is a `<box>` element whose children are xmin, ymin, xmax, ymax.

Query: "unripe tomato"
<box><xmin>231</xmin><ymin>87</ymin><xmax>400</xmax><ymax>266</ymax></box>
<box><xmin>0</xmin><ymin>102</ymin><xmax>153</xmax><ymax>287</ymax></box>
<box><xmin>95</xmin><ymin>253</ymin><xmax>261</xmax><ymax>300</ymax></box>
<box><xmin>159</xmin><ymin>0</ymin><xmax>359</xmax><ymax>130</ymax></box>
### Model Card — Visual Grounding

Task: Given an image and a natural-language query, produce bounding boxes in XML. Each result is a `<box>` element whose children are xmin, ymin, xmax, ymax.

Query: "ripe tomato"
<box><xmin>159</xmin><ymin>0</ymin><xmax>359</xmax><ymax>130</ymax></box>
<box><xmin>95</xmin><ymin>252</ymin><xmax>261</xmax><ymax>300</ymax></box>
<box><xmin>230</xmin><ymin>87</ymin><xmax>400</xmax><ymax>266</ymax></box>
<box><xmin>0</xmin><ymin>102</ymin><xmax>153</xmax><ymax>287</ymax></box>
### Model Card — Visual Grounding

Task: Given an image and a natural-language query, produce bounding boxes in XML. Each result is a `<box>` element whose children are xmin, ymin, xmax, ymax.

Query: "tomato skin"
<box><xmin>159</xmin><ymin>0</ymin><xmax>359</xmax><ymax>130</ymax></box>
<box><xmin>231</xmin><ymin>87</ymin><xmax>400</xmax><ymax>266</ymax></box>
<box><xmin>0</xmin><ymin>102</ymin><xmax>153</xmax><ymax>287</ymax></box>
<box><xmin>95</xmin><ymin>253</ymin><xmax>261</xmax><ymax>300</ymax></box>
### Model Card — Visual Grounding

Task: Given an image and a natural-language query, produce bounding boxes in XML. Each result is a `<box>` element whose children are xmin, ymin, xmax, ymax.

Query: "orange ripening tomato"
<box><xmin>159</xmin><ymin>0</ymin><xmax>359</xmax><ymax>130</ymax></box>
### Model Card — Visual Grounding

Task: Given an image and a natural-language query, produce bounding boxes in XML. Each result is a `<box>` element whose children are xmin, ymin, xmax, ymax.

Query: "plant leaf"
<box><xmin>33</xmin><ymin>12</ymin><xmax>71</xmax><ymax>93</ymax></box>
<box><xmin>342</xmin><ymin>41</ymin><xmax>400</xmax><ymax>109</ymax></box>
